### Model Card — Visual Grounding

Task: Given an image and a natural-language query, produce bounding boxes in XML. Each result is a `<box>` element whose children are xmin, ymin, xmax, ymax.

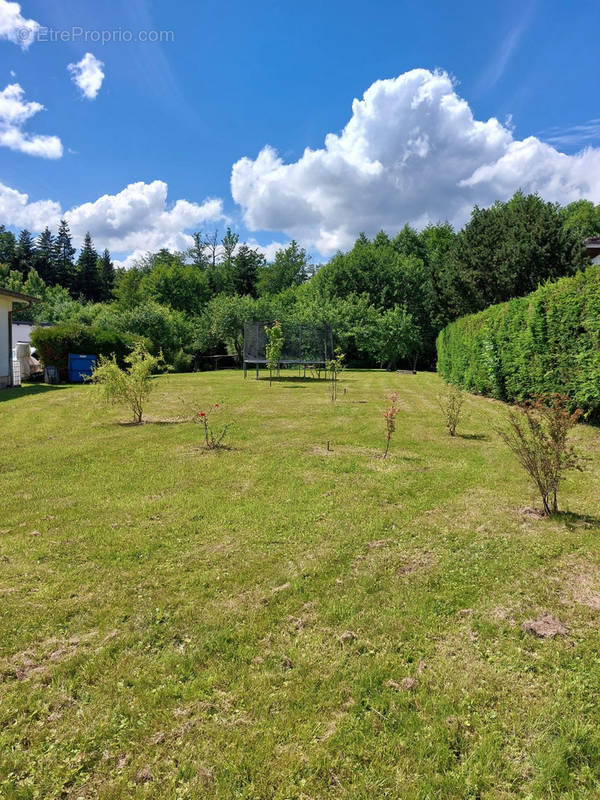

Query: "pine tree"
<box><xmin>76</xmin><ymin>232</ymin><xmax>100</xmax><ymax>301</ymax></box>
<box><xmin>34</xmin><ymin>227</ymin><xmax>57</xmax><ymax>284</ymax></box>
<box><xmin>0</xmin><ymin>225</ymin><xmax>16</xmax><ymax>267</ymax></box>
<box><xmin>97</xmin><ymin>248</ymin><xmax>115</xmax><ymax>301</ymax></box>
<box><xmin>54</xmin><ymin>219</ymin><xmax>77</xmax><ymax>292</ymax></box>
<box><xmin>14</xmin><ymin>229</ymin><xmax>35</xmax><ymax>277</ymax></box>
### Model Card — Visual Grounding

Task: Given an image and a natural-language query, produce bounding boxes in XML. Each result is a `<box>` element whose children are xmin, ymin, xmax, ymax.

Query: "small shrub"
<box><xmin>383</xmin><ymin>392</ymin><xmax>400</xmax><ymax>459</ymax></box>
<box><xmin>31</xmin><ymin>322</ymin><xmax>140</xmax><ymax>373</ymax></box>
<box><xmin>190</xmin><ymin>402</ymin><xmax>231</xmax><ymax>449</ymax></box>
<box><xmin>91</xmin><ymin>343</ymin><xmax>160</xmax><ymax>424</ymax></box>
<box><xmin>438</xmin><ymin>383</ymin><xmax>465</xmax><ymax>436</ymax></box>
<box><xmin>265</xmin><ymin>321</ymin><xmax>284</xmax><ymax>386</ymax></box>
<box><xmin>172</xmin><ymin>348</ymin><xmax>194</xmax><ymax>373</ymax></box>
<box><xmin>498</xmin><ymin>394</ymin><xmax>583</xmax><ymax>516</ymax></box>
<box><xmin>327</xmin><ymin>348</ymin><xmax>346</xmax><ymax>402</ymax></box>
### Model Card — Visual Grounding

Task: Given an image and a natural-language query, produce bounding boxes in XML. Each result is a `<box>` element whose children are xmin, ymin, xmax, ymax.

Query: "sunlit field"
<box><xmin>2</xmin><ymin>370</ymin><xmax>600</xmax><ymax>799</ymax></box>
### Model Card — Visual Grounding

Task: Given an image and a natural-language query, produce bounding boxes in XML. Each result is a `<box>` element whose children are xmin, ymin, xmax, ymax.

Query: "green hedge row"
<box><xmin>436</xmin><ymin>265</ymin><xmax>600</xmax><ymax>417</ymax></box>
<box><xmin>31</xmin><ymin>323</ymin><xmax>142</xmax><ymax>372</ymax></box>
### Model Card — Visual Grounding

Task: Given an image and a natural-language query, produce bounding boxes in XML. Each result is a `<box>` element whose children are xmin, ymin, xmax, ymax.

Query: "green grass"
<box><xmin>2</xmin><ymin>369</ymin><xmax>600</xmax><ymax>799</ymax></box>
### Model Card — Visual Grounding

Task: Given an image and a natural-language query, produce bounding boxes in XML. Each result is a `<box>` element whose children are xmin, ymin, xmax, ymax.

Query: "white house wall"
<box><xmin>0</xmin><ymin>296</ymin><xmax>12</xmax><ymax>388</ymax></box>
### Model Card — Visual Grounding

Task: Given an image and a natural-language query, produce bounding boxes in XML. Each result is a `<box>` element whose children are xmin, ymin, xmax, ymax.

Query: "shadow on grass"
<box><xmin>457</xmin><ymin>433</ymin><xmax>489</xmax><ymax>441</ymax></box>
<box><xmin>0</xmin><ymin>384</ymin><xmax>70</xmax><ymax>403</ymax></box>
<box><xmin>554</xmin><ymin>510</ymin><xmax>600</xmax><ymax>529</ymax></box>
<box><xmin>117</xmin><ymin>417</ymin><xmax>188</xmax><ymax>426</ymax></box>
<box><xmin>255</xmin><ymin>375</ymin><xmax>329</xmax><ymax>384</ymax></box>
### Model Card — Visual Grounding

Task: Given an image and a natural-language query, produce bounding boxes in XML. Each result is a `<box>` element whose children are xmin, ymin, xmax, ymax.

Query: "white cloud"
<box><xmin>231</xmin><ymin>68</ymin><xmax>600</xmax><ymax>256</ymax></box>
<box><xmin>0</xmin><ymin>179</ymin><xmax>227</xmax><ymax>261</ymax></box>
<box><xmin>0</xmin><ymin>181</ymin><xmax>61</xmax><ymax>230</ymax></box>
<box><xmin>65</xmin><ymin>181</ymin><xmax>226</xmax><ymax>254</ymax></box>
<box><xmin>540</xmin><ymin>118</ymin><xmax>600</xmax><ymax>148</ymax></box>
<box><xmin>68</xmin><ymin>52</ymin><xmax>105</xmax><ymax>100</ymax></box>
<box><xmin>0</xmin><ymin>0</ymin><xmax>38</xmax><ymax>49</ymax></box>
<box><xmin>476</xmin><ymin>2</ymin><xmax>535</xmax><ymax>92</ymax></box>
<box><xmin>0</xmin><ymin>83</ymin><xmax>63</xmax><ymax>158</ymax></box>
<box><xmin>246</xmin><ymin>239</ymin><xmax>289</xmax><ymax>261</ymax></box>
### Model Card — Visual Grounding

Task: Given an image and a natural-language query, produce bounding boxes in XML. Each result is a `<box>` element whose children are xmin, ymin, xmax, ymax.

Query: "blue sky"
<box><xmin>0</xmin><ymin>0</ymin><xmax>599</xmax><ymax>265</ymax></box>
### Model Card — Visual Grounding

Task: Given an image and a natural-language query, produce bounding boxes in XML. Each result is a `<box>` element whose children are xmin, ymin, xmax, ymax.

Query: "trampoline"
<box><xmin>243</xmin><ymin>322</ymin><xmax>334</xmax><ymax>379</ymax></box>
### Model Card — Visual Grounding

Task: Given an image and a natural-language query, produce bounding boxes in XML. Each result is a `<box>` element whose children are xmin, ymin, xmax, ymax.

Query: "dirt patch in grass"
<box><xmin>522</xmin><ymin>613</ymin><xmax>568</xmax><ymax>638</ymax></box>
<box><xmin>518</xmin><ymin>506</ymin><xmax>548</xmax><ymax>520</ymax></box>
<box><xmin>557</xmin><ymin>559</ymin><xmax>600</xmax><ymax>611</ymax></box>
<box><xmin>317</xmin><ymin>697</ymin><xmax>356</xmax><ymax>742</ymax></box>
<box><xmin>396</xmin><ymin>551</ymin><xmax>436</xmax><ymax>576</ymax></box>
<box><xmin>351</xmin><ymin>539</ymin><xmax>436</xmax><ymax>580</ymax></box>
<box><xmin>1</xmin><ymin>631</ymin><xmax>98</xmax><ymax>682</ymax></box>
<box><xmin>309</xmin><ymin>445</ymin><xmax>336</xmax><ymax>457</ymax></box>
<box><xmin>489</xmin><ymin>605</ymin><xmax>517</xmax><ymax>626</ymax></box>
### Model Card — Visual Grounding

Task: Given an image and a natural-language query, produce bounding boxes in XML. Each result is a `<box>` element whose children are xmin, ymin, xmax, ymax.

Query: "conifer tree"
<box><xmin>76</xmin><ymin>231</ymin><xmax>100</xmax><ymax>301</ymax></box>
<box><xmin>0</xmin><ymin>225</ymin><xmax>16</xmax><ymax>268</ymax></box>
<box><xmin>97</xmin><ymin>248</ymin><xmax>115</xmax><ymax>300</ymax></box>
<box><xmin>54</xmin><ymin>219</ymin><xmax>77</xmax><ymax>292</ymax></box>
<box><xmin>34</xmin><ymin>227</ymin><xmax>57</xmax><ymax>285</ymax></box>
<box><xmin>14</xmin><ymin>229</ymin><xmax>34</xmax><ymax>277</ymax></box>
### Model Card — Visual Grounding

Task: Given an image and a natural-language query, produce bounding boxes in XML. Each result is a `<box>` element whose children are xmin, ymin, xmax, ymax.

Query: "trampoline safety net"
<box><xmin>244</xmin><ymin>322</ymin><xmax>333</xmax><ymax>366</ymax></box>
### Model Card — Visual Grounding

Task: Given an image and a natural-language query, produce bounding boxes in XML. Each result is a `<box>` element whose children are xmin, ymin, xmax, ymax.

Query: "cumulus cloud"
<box><xmin>0</xmin><ymin>181</ymin><xmax>61</xmax><ymax>230</ymax></box>
<box><xmin>0</xmin><ymin>0</ymin><xmax>38</xmax><ymax>49</ymax></box>
<box><xmin>65</xmin><ymin>180</ymin><xmax>226</xmax><ymax>253</ymax></box>
<box><xmin>231</xmin><ymin>68</ymin><xmax>600</xmax><ymax>255</ymax></box>
<box><xmin>0</xmin><ymin>178</ymin><xmax>227</xmax><ymax>263</ymax></box>
<box><xmin>68</xmin><ymin>53</ymin><xmax>105</xmax><ymax>100</ymax></box>
<box><xmin>0</xmin><ymin>83</ymin><xmax>63</xmax><ymax>158</ymax></box>
<box><xmin>246</xmin><ymin>238</ymin><xmax>290</xmax><ymax>261</ymax></box>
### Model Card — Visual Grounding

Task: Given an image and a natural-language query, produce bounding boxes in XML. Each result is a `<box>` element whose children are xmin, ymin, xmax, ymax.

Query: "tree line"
<box><xmin>0</xmin><ymin>221</ymin><xmax>115</xmax><ymax>303</ymax></box>
<box><xmin>3</xmin><ymin>192</ymin><xmax>600</xmax><ymax>371</ymax></box>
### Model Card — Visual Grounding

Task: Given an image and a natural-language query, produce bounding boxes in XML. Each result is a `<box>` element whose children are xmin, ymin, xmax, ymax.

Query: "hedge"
<box><xmin>31</xmin><ymin>322</ymin><xmax>142</xmax><ymax>372</ymax></box>
<box><xmin>436</xmin><ymin>265</ymin><xmax>600</xmax><ymax>417</ymax></box>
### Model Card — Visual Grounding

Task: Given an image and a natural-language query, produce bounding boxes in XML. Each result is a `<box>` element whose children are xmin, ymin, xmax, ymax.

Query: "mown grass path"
<box><xmin>1</xmin><ymin>370</ymin><xmax>600</xmax><ymax>798</ymax></box>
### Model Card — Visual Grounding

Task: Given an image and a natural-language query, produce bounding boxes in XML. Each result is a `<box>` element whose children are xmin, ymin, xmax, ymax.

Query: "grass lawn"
<box><xmin>2</xmin><ymin>369</ymin><xmax>600</xmax><ymax>799</ymax></box>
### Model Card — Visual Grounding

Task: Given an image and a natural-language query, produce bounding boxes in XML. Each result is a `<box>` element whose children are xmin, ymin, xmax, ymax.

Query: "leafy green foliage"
<box><xmin>141</xmin><ymin>260</ymin><xmax>211</xmax><ymax>314</ymax></box>
<box><xmin>91</xmin><ymin>343</ymin><xmax>161</xmax><ymax>423</ymax></box>
<box><xmin>383</xmin><ymin>391</ymin><xmax>399</xmax><ymax>458</ymax></box>
<box><xmin>436</xmin><ymin>265</ymin><xmax>600</xmax><ymax>419</ymax></box>
<box><xmin>3</xmin><ymin>190</ymin><xmax>596</xmax><ymax>376</ymax></box>
<box><xmin>31</xmin><ymin>322</ymin><xmax>139</xmax><ymax>371</ymax></box>
<box><xmin>441</xmin><ymin>192</ymin><xmax>585</xmax><ymax>319</ymax></box>
<box><xmin>258</xmin><ymin>240</ymin><xmax>309</xmax><ymax>295</ymax></box>
<box><xmin>326</xmin><ymin>347</ymin><xmax>346</xmax><ymax>401</ymax></box>
<box><xmin>437</xmin><ymin>383</ymin><xmax>465</xmax><ymax>436</ymax></box>
<box><xmin>377</xmin><ymin>306</ymin><xmax>420</xmax><ymax>370</ymax></box>
<box><xmin>264</xmin><ymin>321</ymin><xmax>284</xmax><ymax>385</ymax></box>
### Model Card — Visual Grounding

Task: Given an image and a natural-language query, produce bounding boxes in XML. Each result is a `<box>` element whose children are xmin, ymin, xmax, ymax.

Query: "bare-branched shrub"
<box><xmin>383</xmin><ymin>391</ymin><xmax>400</xmax><ymax>458</ymax></box>
<box><xmin>190</xmin><ymin>402</ymin><xmax>231</xmax><ymax>449</ymax></box>
<box><xmin>438</xmin><ymin>383</ymin><xmax>465</xmax><ymax>436</ymax></box>
<box><xmin>91</xmin><ymin>343</ymin><xmax>160</xmax><ymax>424</ymax></box>
<box><xmin>498</xmin><ymin>394</ymin><xmax>583</xmax><ymax>516</ymax></box>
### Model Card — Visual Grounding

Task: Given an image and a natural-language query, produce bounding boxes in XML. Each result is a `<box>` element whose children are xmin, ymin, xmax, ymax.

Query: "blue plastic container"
<box><xmin>68</xmin><ymin>353</ymin><xmax>97</xmax><ymax>383</ymax></box>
